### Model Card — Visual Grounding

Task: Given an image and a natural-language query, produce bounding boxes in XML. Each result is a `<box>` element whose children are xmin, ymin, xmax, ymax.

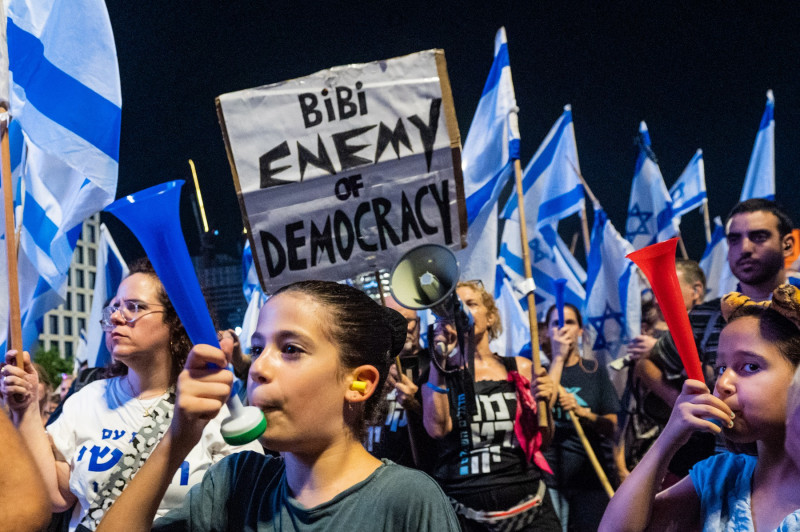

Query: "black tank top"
<box><xmin>432</xmin><ymin>356</ymin><xmax>542</xmax><ymax>498</ymax></box>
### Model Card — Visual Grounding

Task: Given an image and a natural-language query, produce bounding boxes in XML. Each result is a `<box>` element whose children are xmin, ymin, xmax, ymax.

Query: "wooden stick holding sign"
<box><xmin>1</xmin><ymin>108</ymin><xmax>22</xmax><ymax>366</ymax></box>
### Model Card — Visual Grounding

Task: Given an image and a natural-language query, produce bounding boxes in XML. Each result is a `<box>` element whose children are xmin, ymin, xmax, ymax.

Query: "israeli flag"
<box><xmin>239</xmin><ymin>289</ymin><xmax>267</xmax><ymax>356</ymax></box>
<box><xmin>457</xmin><ymin>27</ymin><xmax>519</xmax><ymax>295</ymax></box>
<box><xmin>585</xmin><ymin>209</ymin><xmax>641</xmax><ymax>364</ymax></box>
<box><xmin>240</xmin><ymin>239</ymin><xmax>267</xmax><ymax>354</ymax></box>
<box><xmin>490</xmin><ymin>274</ymin><xmax>532</xmax><ymax>359</ymax></box>
<box><xmin>2</xmin><ymin>0</ymin><xmax>121</xmax><ymax>349</ymax></box>
<box><xmin>669</xmin><ymin>149</ymin><xmax>706</xmax><ymax>219</ymax></box>
<box><xmin>502</xmin><ymin>105</ymin><xmax>584</xmax><ymax>230</ymax></box>
<box><xmin>699</xmin><ymin>217</ymin><xmax>737</xmax><ymax>301</ymax></box>
<box><xmin>242</xmin><ymin>239</ymin><xmax>261</xmax><ymax>302</ymax></box>
<box><xmin>82</xmin><ymin>224</ymin><xmax>128</xmax><ymax>368</ymax></box>
<box><xmin>625</xmin><ymin>122</ymin><xmax>679</xmax><ymax>250</ymax></box>
<box><xmin>497</xmin><ymin>218</ymin><xmax>585</xmax><ymax>323</ymax></box>
<box><xmin>739</xmin><ymin>90</ymin><xmax>775</xmax><ymax>202</ymax></box>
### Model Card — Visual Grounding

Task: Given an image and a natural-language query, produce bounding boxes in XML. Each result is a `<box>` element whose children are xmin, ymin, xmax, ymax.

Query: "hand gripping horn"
<box><xmin>626</xmin><ymin>238</ymin><xmax>704</xmax><ymax>382</ymax></box>
<box><xmin>106</xmin><ymin>180</ymin><xmax>267</xmax><ymax>444</ymax></box>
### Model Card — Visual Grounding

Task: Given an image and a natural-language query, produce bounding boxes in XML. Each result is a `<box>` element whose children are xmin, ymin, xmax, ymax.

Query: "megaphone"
<box><xmin>106</xmin><ymin>180</ymin><xmax>267</xmax><ymax>445</ymax></box>
<box><xmin>389</xmin><ymin>243</ymin><xmax>461</xmax><ymax>317</ymax></box>
<box><xmin>389</xmin><ymin>243</ymin><xmax>474</xmax><ymax>363</ymax></box>
<box><xmin>626</xmin><ymin>238</ymin><xmax>704</xmax><ymax>382</ymax></box>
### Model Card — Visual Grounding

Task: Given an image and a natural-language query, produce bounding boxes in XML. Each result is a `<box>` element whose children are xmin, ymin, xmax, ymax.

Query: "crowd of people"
<box><xmin>2</xmin><ymin>197</ymin><xmax>800</xmax><ymax>531</ymax></box>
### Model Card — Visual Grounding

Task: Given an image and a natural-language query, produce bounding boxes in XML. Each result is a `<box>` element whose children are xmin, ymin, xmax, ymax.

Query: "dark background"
<box><xmin>102</xmin><ymin>1</ymin><xmax>800</xmax><ymax>268</ymax></box>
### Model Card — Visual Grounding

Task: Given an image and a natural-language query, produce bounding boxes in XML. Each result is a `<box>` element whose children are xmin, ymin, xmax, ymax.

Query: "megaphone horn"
<box><xmin>106</xmin><ymin>180</ymin><xmax>267</xmax><ymax>445</ymax></box>
<box><xmin>626</xmin><ymin>238</ymin><xmax>704</xmax><ymax>382</ymax></box>
<box><xmin>389</xmin><ymin>243</ymin><xmax>460</xmax><ymax>316</ymax></box>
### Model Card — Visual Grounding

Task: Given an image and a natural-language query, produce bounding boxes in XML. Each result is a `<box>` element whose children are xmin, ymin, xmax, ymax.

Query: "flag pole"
<box><xmin>511</xmin><ymin>158</ymin><xmax>548</xmax><ymax>429</ymax></box>
<box><xmin>1</xmin><ymin>108</ymin><xmax>22</xmax><ymax>365</ymax></box>
<box><xmin>560</xmin><ymin>386</ymin><xmax>615</xmax><ymax>498</ymax></box>
<box><xmin>677</xmin><ymin>233</ymin><xmax>689</xmax><ymax>259</ymax></box>
<box><xmin>701</xmin><ymin>199</ymin><xmax>712</xmax><ymax>244</ymax></box>
<box><xmin>579</xmin><ymin>206</ymin><xmax>591</xmax><ymax>257</ymax></box>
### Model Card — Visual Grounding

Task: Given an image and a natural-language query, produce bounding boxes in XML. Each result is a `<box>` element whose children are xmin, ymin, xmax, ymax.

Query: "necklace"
<box><xmin>124</xmin><ymin>377</ymin><xmax>168</xmax><ymax>417</ymax></box>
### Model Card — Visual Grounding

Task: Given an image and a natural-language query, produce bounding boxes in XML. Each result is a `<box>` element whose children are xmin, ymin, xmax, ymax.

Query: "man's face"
<box><xmin>385</xmin><ymin>297</ymin><xmax>421</xmax><ymax>356</ymax></box>
<box><xmin>726</xmin><ymin>210</ymin><xmax>789</xmax><ymax>286</ymax></box>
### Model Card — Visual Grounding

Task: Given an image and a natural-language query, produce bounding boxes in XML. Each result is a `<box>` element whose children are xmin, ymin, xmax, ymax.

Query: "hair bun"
<box><xmin>382</xmin><ymin>306</ymin><xmax>408</xmax><ymax>357</ymax></box>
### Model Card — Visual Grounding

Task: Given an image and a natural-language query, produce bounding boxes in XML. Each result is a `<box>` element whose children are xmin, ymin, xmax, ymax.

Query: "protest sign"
<box><xmin>217</xmin><ymin>49</ymin><xmax>465</xmax><ymax>292</ymax></box>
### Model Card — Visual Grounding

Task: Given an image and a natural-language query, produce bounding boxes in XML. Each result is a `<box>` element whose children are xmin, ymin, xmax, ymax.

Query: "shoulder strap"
<box><xmin>78</xmin><ymin>390</ymin><xmax>175</xmax><ymax>531</ymax></box>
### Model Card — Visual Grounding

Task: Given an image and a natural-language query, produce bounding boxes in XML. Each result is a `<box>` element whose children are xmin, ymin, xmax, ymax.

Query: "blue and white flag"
<box><xmin>625</xmin><ymin>121</ymin><xmax>679</xmax><ymax>250</ymax></box>
<box><xmin>502</xmin><ymin>105</ymin><xmax>584</xmax><ymax>231</ymax></box>
<box><xmin>669</xmin><ymin>149</ymin><xmax>706</xmax><ymax>219</ymax></box>
<box><xmin>699</xmin><ymin>216</ymin><xmax>737</xmax><ymax>301</ymax></box>
<box><xmin>585</xmin><ymin>209</ymin><xmax>641</xmax><ymax>364</ymax></box>
<box><xmin>242</xmin><ymin>239</ymin><xmax>261</xmax><ymax>302</ymax></box>
<box><xmin>497</xmin><ymin>218</ymin><xmax>585</xmax><ymax>323</ymax></box>
<box><xmin>81</xmin><ymin>223</ymin><xmax>128</xmax><ymax>368</ymax></box>
<box><xmin>739</xmin><ymin>90</ymin><xmax>775</xmax><ymax>202</ymax></box>
<box><xmin>239</xmin><ymin>289</ymin><xmax>266</xmax><ymax>356</ymax></box>
<box><xmin>456</xmin><ymin>27</ymin><xmax>519</xmax><ymax>294</ymax></box>
<box><xmin>490</xmin><ymin>275</ymin><xmax>532</xmax><ymax>359</ymax></box>
<box><xmin>2</xmin><ymin>0</ymin><xmax>121</xmax><ymax>350</ymax></box>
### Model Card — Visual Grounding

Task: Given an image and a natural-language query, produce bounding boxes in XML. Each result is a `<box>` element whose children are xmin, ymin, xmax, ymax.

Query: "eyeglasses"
<box><xmin>100</xmin><ymin>299</ymin><xmax>165</xmax><ymax>331</ymax></box>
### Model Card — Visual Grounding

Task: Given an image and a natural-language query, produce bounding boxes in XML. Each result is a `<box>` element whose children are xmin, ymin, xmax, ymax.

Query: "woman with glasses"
<box><xmin>1</xmin><ymin>259</ymin><xmax>261</xmax><ymax>531</ymax></box>
<box><xmin>423</xmin><ymin>280</ymin><xmax>562</xmax><ymax>531</ymax></box>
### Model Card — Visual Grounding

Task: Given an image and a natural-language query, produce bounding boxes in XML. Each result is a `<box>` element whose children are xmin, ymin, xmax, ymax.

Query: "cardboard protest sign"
<box><xmin>217</xmin><ymin>49</ymin><xmax>465</xmax><ymax>293</ymax></box>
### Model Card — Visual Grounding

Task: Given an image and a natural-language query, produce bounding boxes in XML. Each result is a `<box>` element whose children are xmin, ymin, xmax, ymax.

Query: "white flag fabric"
<box><xmin>625</xmin><ymin>121</ymin><xmax>679</xmax><ymax>250</ymax></box>
<box><xmin>585</xmin><ymin>209</ymin><xmax>641</xmax><ymax>364</ymax></box>
<box><xmin>239</xmin><ymin>289</ymin><xmax>266</xmax><ymax>355</ymax></box>
<box><xmin>82</xmin><ymin>223</ymin><xmax>128</xmax><ymax>368</ymax></box>
<box><xmin>0</xmin><ymin>0</ymin><xmax>121</xmax><ymax>350</ymax></box>
<box><xmin>669</xmin><ymin>149</ymin><xmax>706</xmax><ymax>219</ymax></box>
<box><xmin>699</xmin><ymin>216</ymin><xmax>737</xmax><ymax>301</ymax></box>
<box><xmin>489</xmin><ymin>274</ymin><xmax>532</xmax><ymax>359</ymax></box>
<box><xmin>502</xmin><ymin>105</ymin><xmax>584</xmax><ymax>231</ymax></box>
<box><xmin>739</xmin><ymin>90</ymin><xmax>775</xmax><ymax>202</ymax></box>
<box><xmin>456</xmin><ymin>27</ymin><xmax>519</xmax><ymax>294</ymax></box>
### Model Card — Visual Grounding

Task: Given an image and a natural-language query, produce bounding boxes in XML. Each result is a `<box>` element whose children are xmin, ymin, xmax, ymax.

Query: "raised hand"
<box><xmin>661</xmin><ymin>379</ymin><xmax>734</xmax><ymax>448</ymax></box>
<box><xmin>171</xmin><ymin>344</ymin><xmax>233</xmax><ymax>450</ymax></box>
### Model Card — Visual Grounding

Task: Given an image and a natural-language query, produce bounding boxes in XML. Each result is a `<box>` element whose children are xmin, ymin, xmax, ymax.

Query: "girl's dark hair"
<box><xmin>726</xmin><ymin>305</ymin><xmax>800</xmax><ymax>368</ymax></box>
<box><xmin>545</xmin><ymin>303</ymin><xmax>583</xmax><ymax>328</ymax></box>
<box><xmin>274</xmin><ymin>281</ymin><xmax>406</xmax><ymax>439</ymax></box>
<box><xmin>105</xmin><ymin>258</ymin><xmax>193</xmax><ymax>385</ymax></box>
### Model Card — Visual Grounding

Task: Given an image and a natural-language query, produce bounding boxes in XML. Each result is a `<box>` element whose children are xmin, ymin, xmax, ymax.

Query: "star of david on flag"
<box><xmin>625</xmin><ymin>121</ymin><xmax>679</xmax><ymax>250</ymax></box>
<box><xmin>585</xmin><ymin>209</ymin><xmax>641</xmax><ymax>364</ymax></box>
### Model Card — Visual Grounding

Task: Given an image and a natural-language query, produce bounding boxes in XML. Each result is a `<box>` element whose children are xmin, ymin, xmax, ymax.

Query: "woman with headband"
<box><xmin>600</xmin><ymin>285</ymin><xmax>800</xmax><ymax>531</ymax></box>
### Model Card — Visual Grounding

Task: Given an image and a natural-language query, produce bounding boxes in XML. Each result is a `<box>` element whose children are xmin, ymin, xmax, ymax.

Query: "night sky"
<box><xmin>102</xmin><ymin>1</ymin><xmax>800</xmax><ymax>268</ymax></box>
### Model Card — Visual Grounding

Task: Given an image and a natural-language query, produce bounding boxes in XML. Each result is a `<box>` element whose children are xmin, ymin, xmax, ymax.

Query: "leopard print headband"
<box><xmin>720</xmin><ymin>284</ymin><xmax>800</xmax><ymax>331</ymax></box>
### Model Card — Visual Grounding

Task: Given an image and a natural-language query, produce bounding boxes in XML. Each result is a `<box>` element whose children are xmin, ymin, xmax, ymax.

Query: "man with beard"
<box><xmin>365</xmin><ymin>296</ymin><xmax>433</xmax><ymax>470</ymax></box>
<box><xmin>636</xmin><ymin>198</ymin><xmax>797</xmax><ymax>482</ymax></box>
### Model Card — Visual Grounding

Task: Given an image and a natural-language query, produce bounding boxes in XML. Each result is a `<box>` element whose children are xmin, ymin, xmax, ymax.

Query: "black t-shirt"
<box><xmin>432</xmin><ymin>357</ymin><xmax>543</xmax><ymax>502</ymax></box>
<box><xmin>544</xmin><ymin>361</ymin><xmax>620</xmax><ymax>490</ymax></box>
